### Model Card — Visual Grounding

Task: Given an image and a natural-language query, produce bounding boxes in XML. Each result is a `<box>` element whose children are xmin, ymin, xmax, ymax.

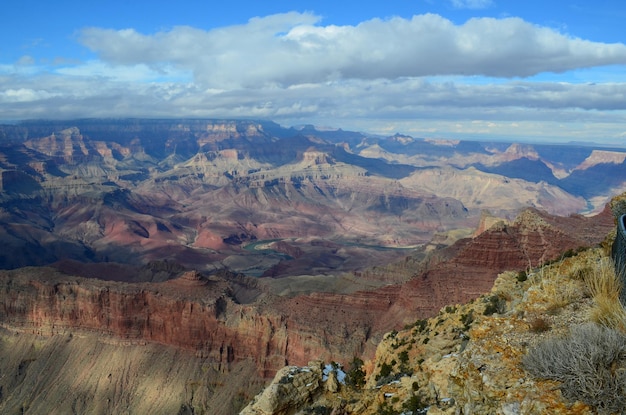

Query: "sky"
<box><xmin>1</xmin><ymin>0</ymin><xmax>626</xmax><ymax>145</ymax></box>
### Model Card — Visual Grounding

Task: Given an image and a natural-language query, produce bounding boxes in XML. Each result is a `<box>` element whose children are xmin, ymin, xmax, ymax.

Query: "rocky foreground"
<box><xmin>240</xmin><ymin>195</ymin><xmax>626</xmax><ymax>414</ymax></box>
<box><xmin>242</xmin><ymin>246</ymin><xmax>621</xmax><ymax>415</ymax></box>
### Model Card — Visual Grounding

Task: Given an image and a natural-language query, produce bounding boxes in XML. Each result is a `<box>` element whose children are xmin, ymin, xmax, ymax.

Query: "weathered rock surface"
<box><xmin>0</xmin><ymin>327</ymin><xmax>265</xmax><ymax>415</ymax></box>
<box><xmin>247</xmin><ymin>246</ymin><xmax>618</xmax><ymax>415</ymax></box>
<box><xmin>240</xmin><ymin>362</ymin><xmax>325</xmax><ymax>415</ymax></box>
<box><xmin>0</xmin><ymin>268</ymin><xmax>340</xmax><ymax>379</ymax></box>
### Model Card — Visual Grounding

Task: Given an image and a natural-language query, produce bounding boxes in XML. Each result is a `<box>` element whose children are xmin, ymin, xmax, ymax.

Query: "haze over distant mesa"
<box><xmin>1</xmin><ymin>0</ymin><xmax>626</xmax><ymax>145</ymax></box>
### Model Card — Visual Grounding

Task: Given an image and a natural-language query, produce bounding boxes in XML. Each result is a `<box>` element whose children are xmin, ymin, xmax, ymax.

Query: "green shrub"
<box><xmin>522</xmin><ymin>323</ymin><xmax>626</xmax><ymax>414</ymax></box>
<box><xmin>460</xmin><ymin>310</ymin><xmax>474</xmax><ymax>331</ymax></box>
<box><xmin>402</xmin><ymin>393</ymin><xmax>428</xmax><ymax>413</ymax></box>
<box><xmin>483</xmin><ymin>294</ymin><xmax>505</xmax><ymax>315</ymax></box>
<box><xmin>377</xmin><ymin>362</ymin><xmax>393</xmax><ymax>380</ymax></box>
<box><xmin>445</xmin><ymin>305</ymin><xmax>457</xmax><ymax>313</ymax></box>
<box><xmin>345</xmin><ymin>357</ymin><xmax>366</xmax><ymax>389</ymax></box>
<box><xmin>406</xmin><ymin>319</ymin><xmax>428</xmax><ymax>333</ymax></box>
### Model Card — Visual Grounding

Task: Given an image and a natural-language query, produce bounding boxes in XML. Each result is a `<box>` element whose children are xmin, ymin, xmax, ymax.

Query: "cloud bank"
<box><xmin>1</xmin><ymin>12</ymin><xmax>626</xmax><ymax>144</ymax></box>
<box><xmin>79</xmin><ymin>13</ymin><xmax>626</xmax><ymax>87</ymax></box>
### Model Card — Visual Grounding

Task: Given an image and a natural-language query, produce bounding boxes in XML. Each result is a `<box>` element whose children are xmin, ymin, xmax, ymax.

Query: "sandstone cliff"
<box><xmin>0</xmin><ymin>269</ymin><xmax>316</xmax><ymax>378</ymax></box>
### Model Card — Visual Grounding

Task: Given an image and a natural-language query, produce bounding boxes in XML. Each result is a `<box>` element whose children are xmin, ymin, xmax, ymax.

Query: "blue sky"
<box><xmin>2</xmin><ymin>0</ymin><xmax>626</xmax><ymax>145</ymax></box>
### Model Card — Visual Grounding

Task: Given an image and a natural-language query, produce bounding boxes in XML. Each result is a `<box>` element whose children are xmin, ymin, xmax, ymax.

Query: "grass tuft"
<box><xmin>584</xmin><ymin>258</ymin><xmax>626</xmax><ymax>332</ymax></box>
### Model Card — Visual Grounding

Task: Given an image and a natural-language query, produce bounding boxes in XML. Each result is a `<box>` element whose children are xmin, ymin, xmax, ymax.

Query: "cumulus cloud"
<box><xmin>1</xmin><ymin>12</ymin><xmax>626</xmax><ymax>144</ymax></box>
<box><xmin>78</xmin><ymin>13</ymin><xmax>626</xmax><ymax>88</ymax></box>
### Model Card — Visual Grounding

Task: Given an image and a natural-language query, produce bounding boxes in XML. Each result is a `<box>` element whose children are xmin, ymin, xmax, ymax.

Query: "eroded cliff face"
<box><xmin>3</xmin><ymin>205</ymin><xmax>606</xmax><ymax>371</ymax></box>
<box><xmin>0</xmin><ymin>205</ymin><xmax>615</xmax><ymax>413</ymax></box>
<box><xmin>0</xmin><ymin>269</ymin><xmax>298</xmax><ymax>377</ymax></box>
<box><xmin>0</xmin><ymin>328</ymin><xmax>265</xmax><ymax>415</ymax></box>
<box><xmin>362</xmin><ymin>205</ymin><xmax>615</xmax><ymax>333</ymax></box>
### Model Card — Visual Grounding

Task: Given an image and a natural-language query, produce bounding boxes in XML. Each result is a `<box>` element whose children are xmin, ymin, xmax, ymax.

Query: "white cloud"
<box><xmin>78</xmin><ymin>13</ymin><xmax>626</xmax><ymax>88</ymax></box>
<box><xmin>0</xmin><ymin>88</ymin><xmax>58</xmax><ymax>103</ymax></box>
<box><xmin>1</xmin><ymin>12</ymin><xmax>626</xmax><ymax>145</ymax></box>
<box><xmin>55</xmin><ymin>61</ymin><xmax>192</xmax><ymax>83</ymax></box>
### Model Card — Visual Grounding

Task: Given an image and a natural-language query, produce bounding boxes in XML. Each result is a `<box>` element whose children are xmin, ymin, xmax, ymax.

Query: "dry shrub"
<box><xmin>584</xmin><ymin>257</ymin><xmax>626</xmax><ymax>332</ymax></box>
<box><xmin>569</xmin><ymin>265</ymin><xmax>592</xmax><ymax>281</ymax></box>
<box><xmin>528</xmin><ymin>317</ymin><xmax>551</xmax><ymax>333</ymax></box>
<box><xmin>585</xmin><ymin>258</ymin><xmax>622</xmax><ymax>299</ymax></box>
<box><xmin>523</xmin><ymin>323</ymin><xmax>626</xmax><ymax>415</ymax></box>
<box><xmin>539</xmin><ymin>272</ymin><xmax>585</xmax><ymax>312</ymax></box>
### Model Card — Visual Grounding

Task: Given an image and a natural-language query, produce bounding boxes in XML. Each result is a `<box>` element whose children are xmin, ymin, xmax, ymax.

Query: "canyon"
<box><xmin>0</xmin><ymin>119</ymin><xmax>624</xmax><ymax>413</ymax></box>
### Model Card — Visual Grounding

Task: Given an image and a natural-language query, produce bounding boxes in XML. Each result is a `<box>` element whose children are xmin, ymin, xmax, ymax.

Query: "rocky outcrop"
<box><xmin>367</xmin><ymin>205</ymin><xmax>615</xmax><ymax>331</ymax></box>
<box><xmin>575</xmin><ymin>149</ymin><xmax>626</xmax><ymax>171</ymax></box>
<box><xmin>0</xmin><ymin>268</ymin><xmax>386</xmax><ymax>378</ymax></box>
<box><xmin>472</xmin><ymin>210</ymin><xmax>507</xmax><ymax>236</ymax></box>
<box><xmin>246</xmin><ymin>245</ymin><xmax>616</xmax><ymax>415</ymax></box>
<box><xmin>240</xmin><ymin>362</ymin><xmax>325</xmax><ymax>415</ymax></box>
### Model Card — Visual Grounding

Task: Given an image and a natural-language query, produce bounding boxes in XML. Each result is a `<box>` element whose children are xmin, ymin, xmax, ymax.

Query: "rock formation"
<box><xmin>242</xmin><ymin>245</ymin><xmax>620</xmax><ymax>415</ymax></box>
<box><xmin>1</xmin><ymin>118</ymin><xmax>623</xmax><ymax>272</ymax></box>
<box><xmin>0</xmin><ymin>202</ymin><xmax>615</xmax><ymax>413</ymax></box>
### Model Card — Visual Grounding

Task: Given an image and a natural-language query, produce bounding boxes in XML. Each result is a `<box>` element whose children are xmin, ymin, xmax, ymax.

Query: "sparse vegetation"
<box><xmin>376</xmin><ymin>362</ymin><xmax>393</xmax><ymax>380</ymax></box>
<box><xmin>460</xmin><ymin>310</ymin><xmax>474</xmax><ymax>331</ymax></box>
<box><xmin>345</xmin><ymin>357</ymin><xmax>366</xmax><ymax>389</ymax></box>
<box><xmin>409</xmin><ymin>319</ymin><xmax>428</xmax><ymax>333</ymax></box>
<box><xmin>445</xmin><ymin>305</ymin><xmax>457</xmax><ymax>313</ymax></box>
<box><xmin>482</xmin><ymin>294</ymin><xmax>505</xmax><ymax>315</ymax></box>
<box><xmin>523</xmin><ymin>323</ymin><xmax>626</xmax><ymax>414</ymax></box>
<box><xmin>528</xmin><ymin>316</ymin><xmax>551</xmax><ymax>333</ymax></box>
<box><xmin>303</xmin><ymin>406</ymin><xmax>332</xmax><ymax>415</ymax></box>
<box><xmin>531</xmin><ymin>260</ymin><xmax>587</xmax><ymax>312</ymax></box>
<box><xmin>522</xmin><ymin>249</ymin><xmax>626</xmax><ymax>414</ymax></box>
<box><xmin>402</xmin><ymin>393</ymin><xmax>429</xmax><ymax>414</ymax></box>
<box><xmin>584</xmin><ymin>257</ymin><xmax>626</xmax><ymax>332</ymax></box>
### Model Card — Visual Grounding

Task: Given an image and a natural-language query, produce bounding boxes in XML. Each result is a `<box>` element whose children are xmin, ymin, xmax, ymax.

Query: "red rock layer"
<box><xmin>0</xmin><ymin>270</ymin><xmax>289</xmax><ymax>377</ymax></box>
<box><xmin>380</xmin><ymin>206</ymin><xmax>615</xmax><ymax>325</ymax></box>
<box><xmin>0</xmin><ymin>207</ymin><xmax>615</xmax><ymax>379</ymax></box>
